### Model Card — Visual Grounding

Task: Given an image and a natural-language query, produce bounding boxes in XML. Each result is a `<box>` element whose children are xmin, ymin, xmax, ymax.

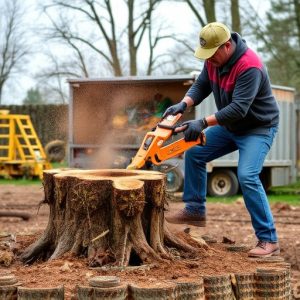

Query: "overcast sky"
<box><xmin>1</xmin><ymin>0</ymin><xmax>269</xmax><ymax>105</ymax></box>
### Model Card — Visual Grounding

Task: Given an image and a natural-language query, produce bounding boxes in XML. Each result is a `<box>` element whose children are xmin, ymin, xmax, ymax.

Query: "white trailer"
<box><xmin>195</xmin><ymin>84</ymin><xmax>297</xmax><ymax>196</ymax></box>
<box><xmin>68</xmin><ymin>76</ymin><xmax>297</xmax><ymax>196</ymax></box>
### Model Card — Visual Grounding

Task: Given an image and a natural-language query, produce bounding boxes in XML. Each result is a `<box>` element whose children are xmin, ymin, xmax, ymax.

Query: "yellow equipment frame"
<box><xmin>0</xmin><ymin>110</ymin><xmax>51</xmax><ymax>179</ymax></box>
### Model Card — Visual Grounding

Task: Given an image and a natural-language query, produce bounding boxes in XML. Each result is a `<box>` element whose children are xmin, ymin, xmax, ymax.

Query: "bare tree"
<box><xmin>0</xmin><ymin>0</ymin><xmax>29</xmax><ymax>104</ymax></box>
<box><xmin>184</xmin><ymin>0</ymin><xmax>216</xmax><ymax>26</ymax></box>
<box><xmin>36</xmin><ymin>52</ymin><xmax>82</xmax><ymax>104</ymax></box>
<box><xmin>182</xmin><ymin>0</ymin><xmax>243</xmax><ymax>32</ymax></box>
<box><xmin>231</xmin><ymin>0</ymin><xmax>241</xmax><ymax>33</ymax></box>
<box><xmin>245</xmin><ymin>0</ymin><xmax>300</xmax><ymax>92</ymax></box>
<box><xmin>203</xmin><ymin>0</ymin><xmax>216</xmax><ymax>23</ymax></box>
<box><xmin>42</xmin><ymin>0</ymin><xmax>169</xmax><ymax>77</ymax></box>
<box><xmin>127</xmin><ymin>0</ymin><xmax>160</xmax><ymax>75</ymax></box>
<box><xmin>36</xmin><ymin>0</ymin><xmax>184</xmax><ymax>101</ymax></box>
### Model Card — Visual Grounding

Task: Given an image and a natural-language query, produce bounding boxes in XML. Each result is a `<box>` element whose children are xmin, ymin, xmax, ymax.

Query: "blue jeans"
<box><xmin>183</xmin><ymin>125</ymin><xmax>278</xmax><ymax>242</ymax></box>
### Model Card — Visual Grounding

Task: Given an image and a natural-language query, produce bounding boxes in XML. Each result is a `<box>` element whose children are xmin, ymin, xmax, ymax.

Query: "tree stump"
<box><xmin>129</xmin><ymin>282</ymin><xmax>177</xmax><ymax>300</ymax></box>
<box><xmin>17</xmin><ymin>286</ymin><xmax>64</xmax><ymax>300</ymax></box>
<box><xmin>77</xmin><ymin>284</ymin><xmax>128</xmax><ymax>300</ymax></box>
<box><xmin>0</xmin><ymin>286</ymin><xmax>17</xmax><ymax>300</ymax></box>
<box><xmin>21</xmin><ymin>169</ymin><xmax>204</xmax><ymax>266</ymax></box>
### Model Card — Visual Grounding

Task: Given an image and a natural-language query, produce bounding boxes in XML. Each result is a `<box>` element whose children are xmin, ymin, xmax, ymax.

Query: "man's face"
<box><xmin>207</xmin><ymin>41</ymin><xmax>231</xmax><ymax>67</ymax></box>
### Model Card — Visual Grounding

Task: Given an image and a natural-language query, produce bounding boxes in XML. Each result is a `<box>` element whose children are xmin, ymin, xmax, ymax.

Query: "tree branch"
<box><xmin>186</xmin><ymin>0</ymin><xmax>206</xmax><ymax>26</ymax></box>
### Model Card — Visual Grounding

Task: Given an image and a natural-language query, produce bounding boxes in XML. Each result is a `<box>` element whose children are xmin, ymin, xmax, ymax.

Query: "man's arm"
<box><xmin>205</xmin><ymin>114</ymin><xmax>218</xmax><ymax>126</ymax></box>
<box><xmin>181</xmin><ymin>95</ymin><xmax>195</xmax><ymax>108</ymax></box>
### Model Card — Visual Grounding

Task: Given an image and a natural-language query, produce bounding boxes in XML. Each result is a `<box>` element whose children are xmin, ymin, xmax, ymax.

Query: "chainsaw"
<box><xmin>127</xmin><ymin>114</ymin><xmax>206</xmax><ymax>170</ymax></box>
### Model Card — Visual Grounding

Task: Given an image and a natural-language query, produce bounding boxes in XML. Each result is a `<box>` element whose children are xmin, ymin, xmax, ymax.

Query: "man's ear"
<box><xmin>224</xmin><ymin>40</ymin><xmax>233</xmax><ymax>54</ymax></box>
<box><xmin>224</xmin><ymin>40</ymin><xmax>231</xmax><ymax>49</ymax></box>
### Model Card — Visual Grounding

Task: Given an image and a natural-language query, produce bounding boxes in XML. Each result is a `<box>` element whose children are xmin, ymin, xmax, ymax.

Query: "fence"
<box><xmin>0</xmin><ymin>104</ymin><xmax>68</xmax><ymax>146</ymax></box>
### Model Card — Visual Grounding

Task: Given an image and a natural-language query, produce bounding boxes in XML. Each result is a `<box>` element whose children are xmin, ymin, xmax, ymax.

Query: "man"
<box><xmin>164</xmin><ymin>22</ymin><xmax>280</xmax><ymax>258</ymax></box>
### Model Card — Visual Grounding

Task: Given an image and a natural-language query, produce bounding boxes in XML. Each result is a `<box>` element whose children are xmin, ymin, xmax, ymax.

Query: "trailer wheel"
<box><xmin>156</xmin><ymin>164</ymin><xmax>183</xmax><ymax>193</ymax></box>
<box><xmin>208</xmin><ymin>170</ymin><xmax>239</xmax><ymax>197</ymax></box>
<box><xmin>45</xmin><ymin>140</ymin><xmax>66</xmax><ymax>162</ymax></box>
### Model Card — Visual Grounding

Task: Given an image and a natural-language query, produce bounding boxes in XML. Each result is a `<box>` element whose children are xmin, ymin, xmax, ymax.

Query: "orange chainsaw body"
<box><xmin>127</xmin><ymin>114</ymin><xmax>206</xmax><ymax>169</ymax></box>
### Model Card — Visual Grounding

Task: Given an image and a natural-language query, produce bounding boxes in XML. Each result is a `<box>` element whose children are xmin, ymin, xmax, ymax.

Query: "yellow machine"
<box><xmin>0</xmin><ymin>110</ymin><xmax>51</xmax><ymax>179</ymax></box>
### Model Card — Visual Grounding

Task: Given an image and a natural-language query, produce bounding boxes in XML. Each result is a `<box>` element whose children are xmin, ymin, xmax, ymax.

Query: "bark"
<box><xmin>21</xmin><ymin>169</ymin><xmax>205</xmax><ymax>267</ymax></box>
<box><xmin>0</xmin><ymin>286</ymin><xmax>17</xmax><ymax>299</ymax></box>
<box><xmin>231</xmin><ymin>0</ymin><xmax>241</xmax><ymax>33</ymax></box>
<box><xmin>294</xmin><ymin>0</ymin><xmax>300</xmax><ymax>47</ymax></box>
<box><xmin>77</xmin><ymin>284</ymin><xmax>128</xmax><ymax>299</ymax></box>
<box><xmin>17</xmin><ymin>286</ymin><xmax>64</xmax><ymax>300</ymax></box>
<box><xmin>203</xmin><ymin>0</ymin><xmax>216</xmax><ymax>23</ymax></box>
<box><xmin>129</xmin><ymin>282</ymin><xmax>176</xmax><ymax>299</ymax></box>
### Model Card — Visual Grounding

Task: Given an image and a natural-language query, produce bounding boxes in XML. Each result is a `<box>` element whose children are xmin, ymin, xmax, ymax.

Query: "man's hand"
<box><xmin>182</xmin><ymin>118</ymin><xmax>208</xmax><ymax>141</ymax></box>
<box><xmin>162</xmin><ymin>102</ymin><xmax>187</xmax><ymax>118</ymax></box>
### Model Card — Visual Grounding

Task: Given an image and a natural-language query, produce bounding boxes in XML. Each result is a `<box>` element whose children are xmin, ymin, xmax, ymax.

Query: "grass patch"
<box><xmin>1</xmin><ymin>164</ymin><xmax>299</xmax><ymax>207</ymax></box>
<box><xmin>207</xmin><ymin>178</ymin><xmax>300</xmax><ymax>205</ymax></box>
<box><xmin>51</xmin><ymin>161</ymin><xmax>68</xmax><ymax>169</ymax></box>
<box><xmin>268</xmin><ymin>179</ymin><xmax>300</xmax><ymax>195</ymax></box>
<box><xmin>0</xmin><ymin>161</ymin><xmax>68</xmax><ymax>185</ymax></box>
<box><xmin>207</xmin><ymin>194</ymin><xmax>300</xmax><ymax>205</ymax></box>
<box><xmin>207</xmin><ymin>196</ymin><xmax>239</xmax><ymax>204</ymax></box>
<box><xmin>0</xmin><ymin>178</ymin><xmax>42</xmax><ymax>185</ymax></box>
<box><xmin>268</xmin><ymin>194</ymin><xmax>300</xmax><ymax>205</ymax></box>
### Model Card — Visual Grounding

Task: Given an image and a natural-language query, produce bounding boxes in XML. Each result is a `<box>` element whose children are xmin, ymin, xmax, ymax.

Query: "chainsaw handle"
<box><xmin>157</xmin><ymin>113</ymin><xmax>184</xmax><ymax>133</ymax></box>
<box><xmin>157</xmin><ymin>123</ymin><xmax>188</xmax><ymax>134</ymax></box>
<box><xmin>174</xmin><ymin>124</ymin><xmax>188</xmax><ymax>133</ymax></box>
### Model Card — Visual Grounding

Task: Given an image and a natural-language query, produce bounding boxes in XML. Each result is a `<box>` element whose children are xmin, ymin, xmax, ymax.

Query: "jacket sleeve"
<box><xmin>215</xmin><ymin>68</ymin><xmax>262</xmax><ymax>125</ymax></box>
<box><xmin>186</xmin><ymin>64</ymin><xmax>212</xmax><ymax>106</ymax></box>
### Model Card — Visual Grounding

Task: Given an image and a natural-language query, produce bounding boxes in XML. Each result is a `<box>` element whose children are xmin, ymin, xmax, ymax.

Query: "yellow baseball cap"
<box><xmin>194</xmin><ymin>22</ymin><xmax>231</xmax><ymax>60</ymax></box>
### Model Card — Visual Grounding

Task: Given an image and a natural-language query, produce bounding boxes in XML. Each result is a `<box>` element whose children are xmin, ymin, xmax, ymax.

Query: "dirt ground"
<box><xmin>0</xmin><ymin>184</ymin><xmax>300</xmax><ymax>299</ymax></box>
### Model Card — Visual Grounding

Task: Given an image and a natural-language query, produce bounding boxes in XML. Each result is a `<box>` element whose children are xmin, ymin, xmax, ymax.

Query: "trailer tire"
<box><xmin>208</xmin><ymin>170</ymin><xmax>239</xmax><ymax>197</ymax></box>
<box><xmin>45</xmin><ymin>140</ymin><xmax>66</xmax><ymax>163</ymax></box>
<box><xmin>156</xmin><ymin>164</ymin><xmax>183</xmax><ymax>193</ymax></box>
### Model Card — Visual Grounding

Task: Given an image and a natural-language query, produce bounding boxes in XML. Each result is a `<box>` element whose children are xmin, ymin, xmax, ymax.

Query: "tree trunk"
<box><xmin>231</xmin><ymin>0</ymin><xmax>241</xmax><ymax>34</ymax></box>
<box><xmin>21</xmin><ymin>169</ymin><xmax>205</xmax><ymax>266</ymax></box>
<box><xmin>0</xmin><ymin>83</ymin><xmax>3</xmax><ymax>105</ymax></box>
<box><xmin>203</xmin><ymin>0</ymin><xmax>216</xmax><ymax>23</ymax></box>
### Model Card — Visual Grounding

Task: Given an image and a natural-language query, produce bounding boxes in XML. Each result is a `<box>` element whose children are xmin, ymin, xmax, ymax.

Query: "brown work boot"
<box><xmin>165</xmin><ymin>208</ymin><xmax>206</xmax><ymax>227</ymax></box>
<box><xmin>248</xmin><ymin>241</ymin><xmax>280</xmax><ymax>257</ymax></box>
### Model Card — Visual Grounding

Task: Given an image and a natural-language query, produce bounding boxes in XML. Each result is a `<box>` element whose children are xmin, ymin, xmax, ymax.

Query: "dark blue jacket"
<box><xmin>186</xmin><ymin>33</ymin><xmax>279</xmax><ymax>135</ymax></box>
